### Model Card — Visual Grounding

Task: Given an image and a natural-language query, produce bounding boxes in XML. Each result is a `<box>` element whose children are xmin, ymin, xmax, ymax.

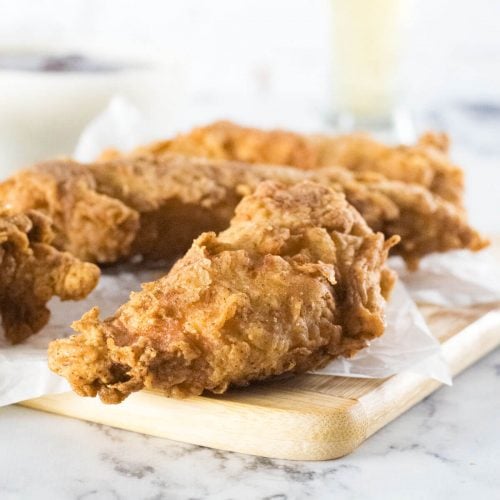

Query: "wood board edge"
<box><xmin>19</xmin><ymin>309</ymin><xmax>500</xmax><ymax>461</ymax></box>
<box><xmin>21</xmin><ymin>391</ymin><xmax>368</xmax><ymax>461</ymax></box>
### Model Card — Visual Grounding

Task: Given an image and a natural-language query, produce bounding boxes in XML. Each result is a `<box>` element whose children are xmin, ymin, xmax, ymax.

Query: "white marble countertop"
<box><xmin>1</xmin><ymin>348</ymin><xmax>498</xmax><ymax>500</ymax></box>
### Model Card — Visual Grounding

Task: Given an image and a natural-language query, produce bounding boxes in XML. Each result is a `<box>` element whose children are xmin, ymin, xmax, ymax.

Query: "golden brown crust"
<box><xmin>117</xmin><ymin>121</ymin><xmax>464</xmax><ymax>205</ymax></box>
<box><xmin>361</xmin><ymin>180</ymin><xmax>487</xmax><ymax>270</ymax></box>
<box><xmin>0</xmin><ymin>209</ymin><xmax>100</xmax><ymax>343</ymax></box>
<box><xmin>311</xmin><ymin>132</ymin><xmax>464</xmax><ymax>206</ymax></box>
<box><xmin>0</xmin><ymin>160</ymin><xmax>140</xmax><ymax>263</ymax></box>
<box><xmin>48</xmin><ymin>181</ymin><xmax>398</xmax><ymax>403</ymax></box>
<box><xmin>88</xmin><ymin>155</ymin><xmax>485</xmax><ymax>266</ymax></box>
<box><xmin>122</xmin><ymin>120</ymin><xmax>319</xmax><ymax>170</ymax></box>
<box><xmin>0</xmin><ymin>155</ymin><xmax>485</xmax><ymax>267</ymax></box>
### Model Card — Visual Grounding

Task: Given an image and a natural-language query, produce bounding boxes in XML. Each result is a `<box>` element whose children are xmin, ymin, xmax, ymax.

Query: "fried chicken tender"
<box><xmin>88</xmin><ymin>155</ymin><xmax>486</xmax><ymax>268</ymax></box>
<box><xmin>0</xmin><ymin>156</ymin><xmax>486</xmax><ymax>268</ymax></box>
<box><xmin>0</xmin><ymin>210</ymin><xmax>100</xmax><ymax>343</ymax></box>
<box><xmin>311</xmin><ymin>131</ymin><xmax>463</xmax><ymax>207</ymax></box>
<box><xmin>0</xmin><ymin>161</ymin><xmax>140</xmax><ymax>263</ymax></box>
<box><xmin>105</xmin><ymin>120</ymin><xmax>464</xmax><ymax>205</ymax></box>
<box><xmin>48</xmin><ymin>181</ymin><xmax>398</xmax><ymax>403</ymax></box>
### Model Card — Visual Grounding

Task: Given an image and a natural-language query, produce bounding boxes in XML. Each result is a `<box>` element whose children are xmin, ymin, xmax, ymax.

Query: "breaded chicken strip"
<box><xmin>311</xmin><ymin>131</ymin><xmax>463</xmax><ymax>208</ymax></box>
<box><xmin>0</xmin><ymin>161</ymin><xmax>139</xmax><ymax>263</ymax></box>
<box><xmin>0</xmin><ymin>157</ymin><xmax>486</xmax><ymax>268</ymax></box>
<box><xmin>48</xmin><ymin>182</ymin><xmax>398</xmax><ymax>403</ymax></box>
<box><xmin>104</xmin><ymin>120</ymin><xmax>464</xmax><ymax>205</ymax></box>
<box><xmin>90</xmin><ymin>156</ymin><xmax>485</xmax><ymax>268</ymax></box>
<box><xmin>0</xmin><ymin>210</ymin><xmax>99</xmax><ymax>343</ymax></box>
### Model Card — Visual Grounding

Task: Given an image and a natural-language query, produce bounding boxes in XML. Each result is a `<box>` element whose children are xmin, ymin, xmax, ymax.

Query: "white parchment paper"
<box><xmin>392</xmin><ymin>250</ymin><xmax>500</xmax><ymax>307</ymax></box>
<box><xmin>1</xmin><ymin>99</ymin><xmax>499</xmax><ymax>406</ymax></box>
<box><xmin>315</xmin><ymin>280</ymin><xmax>450</xmax><ymax>382</ymax></box>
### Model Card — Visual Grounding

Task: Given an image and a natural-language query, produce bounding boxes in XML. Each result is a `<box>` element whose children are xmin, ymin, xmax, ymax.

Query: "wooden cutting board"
<box><xmin>21</xmin><ymin>304</ymin><xmax>500</xmax><ymax>460</ymax></box>
<box><xmin>21</xmin><ymin>238</ymin><xmax>500</xmax><ymax>461</ymax></box>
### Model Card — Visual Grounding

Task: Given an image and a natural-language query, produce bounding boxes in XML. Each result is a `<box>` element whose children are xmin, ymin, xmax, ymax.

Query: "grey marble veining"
<box><xmin>1</xmin><ymin>348</ymin><xmax>498</xmax><ymax>500</ymax></box>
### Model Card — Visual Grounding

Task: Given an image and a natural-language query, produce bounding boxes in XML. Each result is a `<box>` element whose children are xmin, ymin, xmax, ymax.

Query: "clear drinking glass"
<box><xmin>329</xmin><ymin>0</ymin><xmax>414</xmax><ymax>141</ymax></box>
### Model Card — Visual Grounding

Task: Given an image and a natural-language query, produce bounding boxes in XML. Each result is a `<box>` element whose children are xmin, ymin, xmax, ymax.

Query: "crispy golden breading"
<box><xmin>48</xmin><ymin>181</ymin><xmax>398</xmax><ymax>403</ymax></box>
<box><xmin>0</xmin><ymin>161</ymin><xmax>140</xmax><ymax>263</ymax></box>
<box><xmin>101</xmin><ymin>120</ymin><xmax>318</xmax><ymax>170</ymax></box>
<box><xmin>310</xmin><ymin>131</ymin><xmax>463</xmax><ymax>207</ymax></box>
<box><xmin>105</xmin><ymin>121</ymin><xmax>464</xmax><ymax>205</ymax></box>
<box><xmin>0</xmin><ymin>210</ymin><xmax>100</xmax><ymax>343</ymax></box>
<box><xmin>0</xmin><ymin>156</ymin><xmax>486</xmax><ymax>267</ymax></box>
<box><xmin>89</xmin><ymin>155</ymin><xmax>486</xmax><ymax>267</ymax></box>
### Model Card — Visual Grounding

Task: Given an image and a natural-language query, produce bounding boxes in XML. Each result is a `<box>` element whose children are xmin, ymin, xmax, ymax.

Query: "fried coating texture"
<box><xmin>88</xmin><ymin>156</ymin><xmax>486</xmax><ymax>268</ymax></box>
<box><xmin>108</xmin><ymin>120</ymin><xmax>464</xmax><ymax>205</ymax></box>
<box><xmin>0</xmin><ymin>156</ymin><xmax>486</xmax><ymax>268</ymax></box>
<box><xmin>0</xmin><ymin>161</ymin><xmax>139</xmax><ymax>263</ymax></box>
<box><xmin>311</xmin><ymin>131</ymin><xmax>463</xmax><ymax>207</ymax></box>
<box><xmin>121</xmin><ymin>120</ymin><xmax>319</xmax><ymax>171</ymax></box>
<box><xmin>0</xmin><ymin>210</ymin><xmax>100</xmax><ymax>343</ymax></box>
<box><xmin>48</xmin><ymin>181</ymin><xmax>398</xmax><ymax>403</ymax></box>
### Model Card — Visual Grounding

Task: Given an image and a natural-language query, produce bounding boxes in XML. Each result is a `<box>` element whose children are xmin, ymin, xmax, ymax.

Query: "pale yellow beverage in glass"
<box><xmin>330</xmin><ymin>0</ymin><xmax>411</xmax><ymax>128</ymax></box>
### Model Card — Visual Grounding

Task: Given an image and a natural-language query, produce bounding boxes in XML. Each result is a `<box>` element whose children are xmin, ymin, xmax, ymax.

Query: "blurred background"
<box><xmin>0</xmin><ymin>0</ymin><xmax>499</xmax><ymax>228</ymax></box>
